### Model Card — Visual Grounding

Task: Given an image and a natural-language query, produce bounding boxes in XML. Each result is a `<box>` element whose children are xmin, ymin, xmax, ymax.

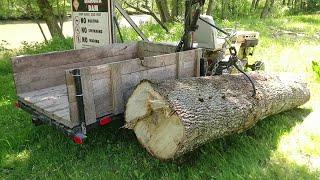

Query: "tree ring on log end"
<box><xmin>126</xmin><ymin>81</ymin><xmax>185</xmax><ymax>160</ymax></box>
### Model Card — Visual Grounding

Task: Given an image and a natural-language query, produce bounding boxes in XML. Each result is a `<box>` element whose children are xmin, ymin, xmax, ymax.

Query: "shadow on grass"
<box><xmin>1</xmin><ymin>105</ymin><xmax>318</xmax><ymax>179</ymax></box>
<box><xmin>178</xmin><ymin>108</ymin><xmax>317</xmax><ymax>179</ymax></box>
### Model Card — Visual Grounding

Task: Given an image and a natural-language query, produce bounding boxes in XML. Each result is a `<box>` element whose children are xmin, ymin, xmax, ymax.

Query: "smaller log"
<box><xmin>125</xmin><ymin>73</ymin><xmax>310</xmax><ymax>160</ymax></box>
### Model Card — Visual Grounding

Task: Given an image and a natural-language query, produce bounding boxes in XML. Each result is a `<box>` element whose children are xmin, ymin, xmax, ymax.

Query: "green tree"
<box><xmin>206</xmin><ymin>0</ymin><xmax>215</xmax><ymax>15</ymax></box>
<box><xmin>261</xmin><ymin>0</ymin><xmax>275</xmax><ymax>18</ymax></box>
<box><xmin>36</xmin><ymin>0</ymin><xmax>64</xmax><ymax>38</ymax></box>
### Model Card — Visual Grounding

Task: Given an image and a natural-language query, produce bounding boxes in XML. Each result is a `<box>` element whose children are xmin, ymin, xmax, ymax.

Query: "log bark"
<box><xmin>125</xmin><ymin>73</ymin><xmax>310</xmax><ymax>160</ymax></box>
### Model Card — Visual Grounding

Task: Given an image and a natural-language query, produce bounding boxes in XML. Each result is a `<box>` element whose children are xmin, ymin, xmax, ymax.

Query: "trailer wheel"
<box><xmin>32</xmin><ymin>116</ymin><xmax>44</xmax><ymax>126</ymax></box>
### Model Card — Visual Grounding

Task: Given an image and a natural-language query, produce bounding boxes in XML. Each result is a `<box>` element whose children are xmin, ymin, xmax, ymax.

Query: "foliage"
<box><xmin>120</xmin><ymin>0</ymin><xmax>320</xmax><ymax>20</ymax></box>
<box><xmin>1</xmin><ymin>0</ymin><xmax>68</xmax><ymax>39</ymax></box>
<box><xmin>0</xmin><ymin>15</ymin><xmax>320</xmax><ymax>179</ymax></box>
<box><xmin>215</xmin><ymin>0</ymin><xmax>253</xmax><ymax>19</ymax></box>
<box><xmin>1</xmin><ymin>0</ymin><xmax>319</xmax><ymax>20</ymax></box>
<box><xmin>0</xmin><ymin>40</ymin><xmax>11</xmax><ymax>52</ymax></box>
<box><xmin>120</xmin><ymin>23</ymin><xmax>183</xmax><ymax>42</ymax></box>
<box><xmin>312</xmin><ymin>61</ymin><xmax>320</xmax><ymax>81</ymax></box>
<box><xmin>17</xmin><ymin>37</ymin><xmax>73</xmax><ymax>55</ymax></box>
<box><xmin>0</xmin><ymin>0</ymin><xmax>71</xmax><ymax>20</ymax></box>
<box><xmin>0</xmin><ymin>37</ymin><xmax>72</xmax><ymax>76</ymax></box>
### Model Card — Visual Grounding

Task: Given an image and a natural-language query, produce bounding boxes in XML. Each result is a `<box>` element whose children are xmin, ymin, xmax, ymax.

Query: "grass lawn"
<box><xmin>0</xmin><ymin>14</ymin><xmax>320</xmax><ymax>179</ymax></box>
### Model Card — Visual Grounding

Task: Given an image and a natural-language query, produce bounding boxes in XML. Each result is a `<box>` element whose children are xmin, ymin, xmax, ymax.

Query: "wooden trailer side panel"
<box><xmin>70</xmin><ymin>49</ymin><xmax>202</xmax><ymax>125</ymax></box>
<box><xmin>12</xmin><ymin>43</ymin><xmax>138</xmax><ymax>94</ymax></box>
<box><xmin>138</xmin><ymin>41</ymin><xmax>176</xmax><ymax>58</ymax></box>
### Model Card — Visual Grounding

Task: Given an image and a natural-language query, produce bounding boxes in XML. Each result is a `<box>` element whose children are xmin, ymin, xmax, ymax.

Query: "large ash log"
<box><xmin>125</xmin><ymin>73</ymin><xmax>310</xmax><ymax>160</ymax></box>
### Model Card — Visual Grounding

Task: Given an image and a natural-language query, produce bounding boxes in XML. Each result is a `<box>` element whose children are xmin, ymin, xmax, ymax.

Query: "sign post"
<box><xmin>72</xmin><ymin>0</ymin><xmax>113</xmax><ymax>49</ymax></box>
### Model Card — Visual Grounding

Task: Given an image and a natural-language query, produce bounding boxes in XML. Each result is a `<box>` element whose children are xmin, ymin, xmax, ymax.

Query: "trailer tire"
<box><xmin>32</xmin><ymin>116</ymin><xmax>44</xmax><ymax>126</ymax></box>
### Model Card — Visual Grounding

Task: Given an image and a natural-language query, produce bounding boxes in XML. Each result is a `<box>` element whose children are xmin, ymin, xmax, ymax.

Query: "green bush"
<box><xmin>18</xmin><ymin>37</ymin><xmax>73</xmax><ymax>55</ymax></box>
<box><xmin>0</xmin><ymin>40</ymin><xmax>11</xmax><ymax>52</ymax></box>
<box><xmin>0</xmin><ymin>37</ymin><xmax>73</xmax><ymax>76</ymax></box>
<box><xmin>312</xmin><ymin>61</ymin><xmax>320</xmax><ymax>80</ymax></box>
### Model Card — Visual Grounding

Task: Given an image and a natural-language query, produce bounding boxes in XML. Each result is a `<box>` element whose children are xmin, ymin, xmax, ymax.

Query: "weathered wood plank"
<box><xmin>45</xmin><ymin>102</ymin><xmax>69</xmax><ymax>114</ymax></box>
<box><xmin>14</xmin><ymin>52</ymin><xmax>138</xmax><ymax>94</ymax></box>
<box><xmin>176</xmin><ymin>52</ymin><xmax>184</xmax><ymax>78</ymax></box>
<box><xmin>12</xmin><ymin>41</ymin><xmax>185</xmax><ymax>95</ymax></box>
<box><xmin>20</xmin><ymin>87</ymin><xmax>67</xmax><ymax>109</ymax></box>
<box><xmin>34</xmin><ymin>95</ymin><xmax>68</xmax><ymax>110</ymax></box>
<box><xmin>120</xmin><ymin>53</ymin><xmax>192</xmax><ymax>75</ymax></box>
<box><xmin>138</xmin><ymin>41</ymin><xmax>176</xmax><ymax>57</ymax></box>
<box><xmin>14</xmin><ymin>55</ymin><xmax>123</xmax><ymax>85</ymax></box>
<box><xmin>84</xmin><ymin>63</ymin><xmax>181</xmax><ymax>116</ymax></box>
<box><xmin>65</xmin><ymin>71</ymin><xmax>79</xmax><ymax>125</ymax></box>
<box><xmin>82</xmin><ymin>48</ymin><xmax>200</xmax><ymax>117</ymax></box>
<box><xmin>18</xmin><ymin>85</ymin><xmax>74</xmax><ymax>128</ymax></box>
<box><xmin>92</xmin><ymin>73</ymin><xmax>113</xmax><ymax>118</ymax></box>
<box><xmin>121</xmin><ymin>64</ymin><xmax>177</xmax><ymax>89</ymax></box>
<box><xmin>140</xmin><ymin>53</ymin><xmax>177</xmax><ymax>69</ymax></box>
<box><xmin>12</xmin><ymin>43</ymin><xmax>138</xmax><ymax>73</ymax></box>
<box><xmin>137</xmin><ymin>41</ymin><xmax>145</xmax><ymax>59</ymax></box>
<box><xmin>54</xmin><ymin>108</ymin><xmax>71</xmax><ymax>121</ymax></box>
<box><xmin>110</xmin><ymin>64</ymin><xmax>124</xmax><ymax>114</ymax></box>
<box><xmin>20</xmin><ymin>85</ymin><xmax>67</xmax><ymax>104</ymax></box>
<box><xmin>194</xmin><ymin>49</ymin><xmax>202</xmax><ymax>77</ymax></box>
<box><xmin>80</xmin><ymin>68</ymin><xmax>97</xmax><ymax>125</ymax></box>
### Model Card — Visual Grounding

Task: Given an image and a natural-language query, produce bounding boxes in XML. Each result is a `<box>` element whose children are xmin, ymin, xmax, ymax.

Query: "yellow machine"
<box><xmin>193</xmin><ymin>15</ymin><xmax>264</xmax><ymax>75</ymax></box>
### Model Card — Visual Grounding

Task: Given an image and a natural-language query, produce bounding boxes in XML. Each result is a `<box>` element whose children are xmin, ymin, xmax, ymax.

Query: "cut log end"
<box><xmin>126</xmin><ymin>81</ymin><xmax>185</xmax><ymax>160</ymax></box>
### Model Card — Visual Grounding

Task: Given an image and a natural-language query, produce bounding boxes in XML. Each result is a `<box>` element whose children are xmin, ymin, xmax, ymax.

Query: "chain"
<box><xmin>211</xmin><ymin>33</ymin><xmax>235</xmax><ymax>75</ymax></box>
<box><xmin>211</xmin><ymin>56</ymin><xmax>223</xmax><ymax>75</ymax></box>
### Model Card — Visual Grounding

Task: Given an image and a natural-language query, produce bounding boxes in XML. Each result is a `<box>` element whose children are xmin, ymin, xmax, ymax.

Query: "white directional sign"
<box><xmin>72</xmin><ymin>0</ymin><xmax>113</xmax><ymax>49</ymax></box>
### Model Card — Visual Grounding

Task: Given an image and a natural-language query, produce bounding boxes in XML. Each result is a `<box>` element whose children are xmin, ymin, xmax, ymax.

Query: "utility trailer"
<box><xmin>12</xmin><ymin>41</ymin><xmax>202</xmax><ymax>143</ymax></box>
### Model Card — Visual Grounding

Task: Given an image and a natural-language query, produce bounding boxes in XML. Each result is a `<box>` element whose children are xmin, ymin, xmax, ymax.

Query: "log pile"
<box><xmin>125</xmin><ymin>73</ymin><xmax>310</xmax><ymax>160</ymax></box>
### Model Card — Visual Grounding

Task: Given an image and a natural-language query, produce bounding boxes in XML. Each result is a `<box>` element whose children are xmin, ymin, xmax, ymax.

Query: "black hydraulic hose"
<box><xmin>233</xmin><ymin>64</ymin><xmax>257</xmax><ymax>97</ymax></box>
<box><xmin>199</xmin><ymin>16</ymin><xmax>230</xmax><ymax>36</ymax></box>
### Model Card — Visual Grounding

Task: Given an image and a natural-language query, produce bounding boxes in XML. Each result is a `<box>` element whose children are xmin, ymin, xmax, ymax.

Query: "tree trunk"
<box><xmin>261</xmin><ymin>0</ymin><xmax>275</xmax><ymax>18</ymax></box>
<box><xmin>124</xmin><ymin>2</ymin><xmax>169</xmax><ymax>32</ymax></box>
<box><xmin>251</xmin><ymin>0</ymin><xmax>257</xmax><ymax>10</ymax></box>
<box><xmin>270</xmin><ymin>0</ymin><xmax>276</xmax><ymax>11</ymax></box>
<box><xmin>36</xmin><ymin>21</ymin><xmax>48</xmax><ymax>43</ymax></box>
<box><xmin>155</xmin><ymin>0</ymin><xmax>171</xmax><ymax>23</ymax></box>
<box><xmin>206</xmin><ymin>0</ymin><xmax>215</xmax><ymax>15</ymax></box>
<box><xmin>221</xmin><ymin>0</ymin><xmax>228</xmax><ymax>19</ymax></box>
<box><xmin>125</xmin><ymin>73</ymin><xmax>310</xmax><ymax>160</ymax></box>
<box><xmin>254</xmin><ymin>0</ymin><xmax>260</xmax><ymax>9</ymax></box>
<box><xmin>171</xmin><ymin>0</ymin><xmax>179</xmax><ymax>20</ymax></box>
<box><xmin>36</xmin><ymin>0</ymin><xmax>64</xmax><ymax>38</ymax></box>
<box><xmin>282</xmin><ymin>0</ymin><xmax>286</xmax><ymax>5</ymax></box>
<box><xmin>251</xmin><ymin>0</ymin><xmax>260</xmax><ymax>10</ymax></box>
